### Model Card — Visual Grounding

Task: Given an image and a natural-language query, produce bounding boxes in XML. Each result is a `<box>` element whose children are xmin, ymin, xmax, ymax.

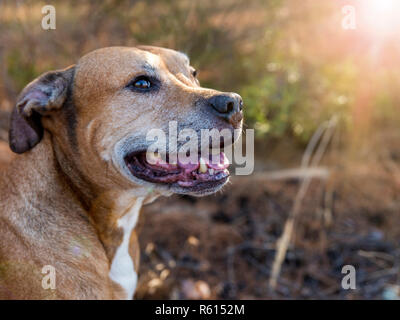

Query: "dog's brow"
<box><xmin>142</xmin><ymin>63</ymin><xmax>157</xmax><ymax>76</ymax></box>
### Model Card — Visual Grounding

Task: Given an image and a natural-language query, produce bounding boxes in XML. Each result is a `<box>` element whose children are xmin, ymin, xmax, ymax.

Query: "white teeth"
<box><xmin>199</xmin><ymin>158</ymin><xmax>207</xmax><ymax>173</ymax></box>
<box><xmin>210</xmin><ymin>149</ymin><xmax>220</xmax><ymax>155</ymax></box>
<box><xmin>208</xmin><ymin>168</ymin><xmax>215</xmax><ymax>175</ymax></box>
<box><xmin>147</xmin><ymin>151</ymin><xmax>161</xmax><ymax>164</ymax></box>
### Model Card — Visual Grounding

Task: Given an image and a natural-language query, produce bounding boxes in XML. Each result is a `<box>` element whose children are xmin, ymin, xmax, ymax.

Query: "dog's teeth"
<box><xmin>210</xmin><ymin>149</ymin><xmax>220</xmax><ymax>155</ymax></box>
<box><xmin>199</xmin><ymin>158</ymin><xmax>207</xmax><ymax>173</ymax></box>
<box><xmin>155</xmin><ymin>152</ymin><xmax>162</xmax><ymax>159</ymax></box>
<box><xmin>208</xmin><ymin>168</ymin><xmax>214</xmax><ymax>175</ymax></box>
<box><xmin>147</xmin><ymin>151</ymin><xmax>160</xmax><ymax>164</ymax></box>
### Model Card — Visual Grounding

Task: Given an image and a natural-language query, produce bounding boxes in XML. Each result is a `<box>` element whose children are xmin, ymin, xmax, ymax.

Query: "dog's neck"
<box><xmin>14</xmin><ymin>133</ymin><xmax>159</xmax><ymax>298</ymax></box>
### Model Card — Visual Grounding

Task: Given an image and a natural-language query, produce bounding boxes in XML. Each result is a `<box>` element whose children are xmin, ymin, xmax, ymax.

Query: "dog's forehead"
<box><xmin>76</xmin><ymin>46</ymin><xmax>188</xmax><ymax>80</ymax></box>
<box><xmin>75</xmin><ymin>47</ymin><xmax>158</xmax><ymax>86</ymax></box>
<box><xmin>73</xmin><ymin>46</ymin><xmax>190</xmax><ymax>103</ymax></box>
<box><xmin>138</xmin><ymin>45</ymin><xmax>190</xmax><ymax>69</ymax></box>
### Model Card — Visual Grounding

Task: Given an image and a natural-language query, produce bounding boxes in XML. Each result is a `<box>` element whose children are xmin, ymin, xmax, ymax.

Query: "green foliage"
<box><xmin>0</xmin><ymin>0</ymin><xmax>399</xmax><ymax>148</ymax></box>
<box><xmin>6</xmin><ymin>50</ymin><xmax>39</xmax><ymax>92</ymax></box>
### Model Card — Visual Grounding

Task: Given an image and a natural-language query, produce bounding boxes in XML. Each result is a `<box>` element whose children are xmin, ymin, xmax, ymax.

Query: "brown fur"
<box><xmin>0</xmin><ymin>46</ymin><xmax>242</xmax><ymax>299</ymax></box>
<box><xmin>0</xmin><ymin>141</ymin><xmax>13</xmax><ymax>168</ymax></box>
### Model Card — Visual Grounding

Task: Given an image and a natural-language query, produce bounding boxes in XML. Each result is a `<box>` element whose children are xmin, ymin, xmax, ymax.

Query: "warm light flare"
<box><xmin>361</xmin><ymin>0</ymin><xmax>400</xmax><ymax>37</ymax></box>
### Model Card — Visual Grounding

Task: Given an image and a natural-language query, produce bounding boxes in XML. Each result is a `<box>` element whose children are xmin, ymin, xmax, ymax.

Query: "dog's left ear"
<box><xmin>9</xmin><ymin>66</ymin><xmax>75</xmax><ymax>154</ymax></box>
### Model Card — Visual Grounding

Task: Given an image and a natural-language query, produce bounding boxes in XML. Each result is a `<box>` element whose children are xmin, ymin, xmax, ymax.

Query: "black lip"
<box><xmin>170</xmin><ymin>176</ymin><xmax>229</xmax><ymax>195</ymax></box>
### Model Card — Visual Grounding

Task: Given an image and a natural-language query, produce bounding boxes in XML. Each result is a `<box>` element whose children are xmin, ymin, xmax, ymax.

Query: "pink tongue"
<box><xmin>207</xmin><ymin>152</ymin><xmax>230</xmax><ymax>170</ymax></box>
<box><xmin>177</xmin><ymin>158</ymin><xmax>199</xmax><ymax>171</ymax></box>
<box><xmin>150</xmin><ymin>158</ymin><xmax>177</xmax><ymax>171</ymax></box>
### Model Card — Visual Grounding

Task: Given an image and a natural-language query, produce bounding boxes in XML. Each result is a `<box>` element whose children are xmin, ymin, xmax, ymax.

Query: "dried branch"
<box><xmin>268</xmin><ymin>116</ymin><xmax>337</xmax><ymax>290</ymax></box>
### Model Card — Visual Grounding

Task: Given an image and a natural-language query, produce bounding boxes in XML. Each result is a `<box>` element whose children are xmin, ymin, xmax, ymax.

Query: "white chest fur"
<box><xmin>109</xmin><ymin>197</ymin><xmax>144</xmax><ymax>299</ymax></box>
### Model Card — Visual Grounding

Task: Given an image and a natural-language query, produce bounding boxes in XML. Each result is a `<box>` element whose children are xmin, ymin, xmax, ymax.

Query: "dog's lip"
<box><xmin>123</xmin><ymin>150</ymin><xmax>230</xmax><ymax>192</ymax></box>
<box><xmin>170</xmin><ymin>175</ymin><xmax>229</xmax><ymax>195</ymax></box>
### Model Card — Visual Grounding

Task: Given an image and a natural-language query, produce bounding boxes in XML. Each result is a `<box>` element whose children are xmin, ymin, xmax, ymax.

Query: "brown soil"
<box><xmin>136</xmin><ymin>166</ymin><xmax>400</xmax><ymax>299</ymax></box>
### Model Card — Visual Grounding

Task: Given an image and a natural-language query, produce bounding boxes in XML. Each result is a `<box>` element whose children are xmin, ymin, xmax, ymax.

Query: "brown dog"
<box><xmin>0</xmin><ymin>46</ymin><xmax>243</xmax><ymax>299</ymax></box>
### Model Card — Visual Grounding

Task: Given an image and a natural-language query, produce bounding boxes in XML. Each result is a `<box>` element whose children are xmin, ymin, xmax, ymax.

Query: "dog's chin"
<box><xmin>122</xmin><ymin>150</ymin><xmax>230</xmax><ymax>197</ymax></box>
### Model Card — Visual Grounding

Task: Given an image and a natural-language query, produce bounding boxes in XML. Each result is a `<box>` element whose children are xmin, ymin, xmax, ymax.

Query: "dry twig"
<box><xmin>268</xmin><ymin>116</ymin><xmax>337</xmax><ymax>290</ymax></box>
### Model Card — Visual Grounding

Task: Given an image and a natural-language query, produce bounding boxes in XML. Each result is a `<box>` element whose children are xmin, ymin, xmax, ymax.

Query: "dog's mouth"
<box><xmin>124</xmin><ymin>150</ymin><xmax>230</xmax><ymax>191</ymax></box>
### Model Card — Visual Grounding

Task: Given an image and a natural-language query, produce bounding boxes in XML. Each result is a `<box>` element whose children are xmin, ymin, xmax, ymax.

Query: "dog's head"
<box><xmin>9</xmin><ymin>46</ymin><xmax>243</xmax><ymax>197</ymax></box>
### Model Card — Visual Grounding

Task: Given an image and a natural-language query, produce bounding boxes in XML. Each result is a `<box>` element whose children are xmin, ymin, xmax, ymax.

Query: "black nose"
<box><xmin>207</xmin><ymin>93</ymin><xmax>243</xmax><ymax>122</ymax></box>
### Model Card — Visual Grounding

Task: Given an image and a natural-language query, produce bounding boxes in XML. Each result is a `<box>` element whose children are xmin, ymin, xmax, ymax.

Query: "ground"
<box><xmin>136</xmin><ymin>163</ymin><xmax>400</xmax><ymax>299</ymax></box>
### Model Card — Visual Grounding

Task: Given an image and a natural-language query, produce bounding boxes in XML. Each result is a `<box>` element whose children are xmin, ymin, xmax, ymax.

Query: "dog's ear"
<box><xmin>9</xmin><ymin>66</ymin><xmax>75</xmax><ymax>154</ymax></box>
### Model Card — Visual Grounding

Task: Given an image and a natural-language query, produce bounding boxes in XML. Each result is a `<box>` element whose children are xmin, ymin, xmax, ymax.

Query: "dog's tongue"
<box><xmin>178</xmin><ymin>159</ymin><xmax>199</xmax><ymax>171</ymax></box>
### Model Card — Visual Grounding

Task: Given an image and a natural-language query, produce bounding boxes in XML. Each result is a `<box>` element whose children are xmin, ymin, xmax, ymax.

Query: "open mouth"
<box><xmin>124</xmin><ymin>150</ymin><xmax>230</xmax><ymax>189</ymax></box>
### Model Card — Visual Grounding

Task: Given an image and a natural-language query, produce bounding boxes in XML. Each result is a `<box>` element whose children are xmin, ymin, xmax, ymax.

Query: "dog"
<box><xmin>0</xmin><ymin>46</ymin><xmax>243</xmax><ymax>299</ymax></box>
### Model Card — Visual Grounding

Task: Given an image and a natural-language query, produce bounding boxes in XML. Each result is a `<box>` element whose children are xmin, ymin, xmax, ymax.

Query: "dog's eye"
<box><xmin>126</xmin><ymin>75</ymin><xmax>160</xmax><ymax>92</ymax></box>
<box><xmin>133</xmin><ymin>77</ymin><xmax>151</xmax><ymax>89</ymax></box>
<box><xmin>192</xmin><ymin>69</ymin><xmax>197</xmax><ymax>77</ymax></box>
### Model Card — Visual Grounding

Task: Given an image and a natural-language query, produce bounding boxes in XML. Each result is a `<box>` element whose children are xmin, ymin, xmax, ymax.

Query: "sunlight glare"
<box><xmin>361</xmin><ymin>0</ymin><xmax>400</xmax><ymax>37</ymax></box>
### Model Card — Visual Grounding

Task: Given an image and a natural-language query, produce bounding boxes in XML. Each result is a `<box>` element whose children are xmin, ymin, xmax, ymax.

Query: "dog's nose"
<box><xmin>207</xmin><ymin>93</ymin><xmax>243</xmax><ymax>125</ymax></box>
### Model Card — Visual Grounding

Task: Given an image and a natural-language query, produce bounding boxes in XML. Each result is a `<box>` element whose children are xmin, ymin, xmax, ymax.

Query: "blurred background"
<box><xmin>0</xmin><ymin>0</ymin><xmax>399</xmax><ymax>299</ymax></box>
